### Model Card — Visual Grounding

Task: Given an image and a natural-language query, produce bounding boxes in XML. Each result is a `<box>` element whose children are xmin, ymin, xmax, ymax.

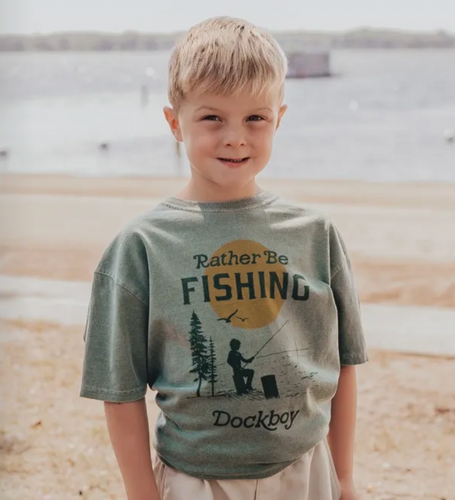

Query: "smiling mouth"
<box><xmin>218</xmin><ymin>157</ymin><xmax>250</xmax><ymax>164</ymax></box>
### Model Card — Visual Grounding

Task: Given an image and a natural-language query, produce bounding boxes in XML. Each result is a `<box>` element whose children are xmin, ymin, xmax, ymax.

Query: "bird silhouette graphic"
<box><xmin>217</xmin><ymin>309</ymin><xmax>239</xmax><ymax>323</ymax></box>
<box><xmin>236</xmin><ymin>316</ymin><xmax>248</xmax><ymax>322</ymax></box>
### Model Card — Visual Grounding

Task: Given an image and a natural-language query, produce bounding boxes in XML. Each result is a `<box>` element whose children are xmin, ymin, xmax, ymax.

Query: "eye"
<box><xmin>247</xmin><ymin>115</ymin><xmax>264</xmax><ymax>122</ymax></box>
<box><xmin>202</xmin><ymin>115</ymin><xmax>221</xmax><ymax>121</ymax></box>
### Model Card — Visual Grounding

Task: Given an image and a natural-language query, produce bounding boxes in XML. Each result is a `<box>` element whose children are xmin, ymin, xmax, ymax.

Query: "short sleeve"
<box><xmin>329</xmin><ymin>223</ymin><xmax>368</xmax><ymax>366</ymax></box>
<box><xmin>80</xmin><ymin>224</ymin><xmax>150</xmax><ymax>402</ymax></box>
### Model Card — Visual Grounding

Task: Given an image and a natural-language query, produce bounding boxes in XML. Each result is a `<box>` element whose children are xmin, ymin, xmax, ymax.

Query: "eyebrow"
<box><xmin>194</xmin><ymin>106</ymin><xmax>219</xmax><ymax>113</ymax></box>
<box><xmin>194</xmin><ymin>106</ymin><xmax>273</xmax><ymax>114</ymax></box>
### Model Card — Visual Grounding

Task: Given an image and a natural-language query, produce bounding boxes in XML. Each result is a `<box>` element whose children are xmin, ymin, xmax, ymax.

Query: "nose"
<box><xmin>222</xmin><ymin>127</ymin><xmax>246</xmax><ymax>148</ymax></box>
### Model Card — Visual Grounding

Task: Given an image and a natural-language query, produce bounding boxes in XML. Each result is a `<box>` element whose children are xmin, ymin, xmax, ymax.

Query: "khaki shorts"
<box><xmin>152</xmin><ymin>440</ymin><xmax>341</xmax><ymax>500</ymax></box>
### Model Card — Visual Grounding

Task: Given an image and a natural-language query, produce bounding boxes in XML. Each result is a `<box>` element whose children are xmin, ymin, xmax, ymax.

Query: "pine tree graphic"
<box><xmin>188</xmin><ymin>312</ymin><xmax>209</xmax><ymax>397</ymax></box>
<box><xmin>208</xmin><ymin>337</ymin><xmax>218</xmax><ymax>397</ymax></box>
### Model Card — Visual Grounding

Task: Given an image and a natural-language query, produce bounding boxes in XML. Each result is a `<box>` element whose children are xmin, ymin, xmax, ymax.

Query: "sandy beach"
<box><xmin>1</xmin><ymin>174</ymin><xmax>454</xmax><ymax>499</ymax></box>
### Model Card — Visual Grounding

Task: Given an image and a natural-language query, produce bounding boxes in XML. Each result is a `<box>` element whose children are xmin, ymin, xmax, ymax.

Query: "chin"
<box><xmin>214</xmin><ymin>175</ymin><xmax>255</xmax><ymax>189</ymax></box>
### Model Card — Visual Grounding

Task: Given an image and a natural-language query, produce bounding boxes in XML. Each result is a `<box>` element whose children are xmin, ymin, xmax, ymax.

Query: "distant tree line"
<box><xmin>0</xmin><ymin>29</ymin><xmax>454</xmax><ymax>52</ymax></box>
<box><xmin>0</xmin><ymin>31</ymin><xmax>177</xmax><ymax>52</ymax></box>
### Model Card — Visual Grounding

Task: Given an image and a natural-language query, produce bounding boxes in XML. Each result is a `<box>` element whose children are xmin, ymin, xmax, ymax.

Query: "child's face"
<box><xmin>164</xmin><ymin>86</ymin><xmax>287</xmax><ymax>196</ymax></box>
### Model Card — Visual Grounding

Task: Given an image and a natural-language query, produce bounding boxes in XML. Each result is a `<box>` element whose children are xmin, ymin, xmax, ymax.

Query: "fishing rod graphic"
<box><xmin>217</xmin><ymin>320</ymin><xmax>308</xmax><ymax>368</ymax></box>
<box><xmin>241</xmin><ymin>320</ymin><xmax>290</xmax><ymax>367</ymax></box>
<box><xmin>254</xmin><ymin>348</ymin><xmax>309</xmax><ymax>360</ymax></box>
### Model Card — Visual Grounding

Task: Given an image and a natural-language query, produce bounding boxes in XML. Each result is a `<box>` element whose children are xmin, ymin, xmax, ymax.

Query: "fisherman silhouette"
<box><xmin>227</xmin><ymin>339</ymin><xmax>255</xmax><ymax>395</ymax></box>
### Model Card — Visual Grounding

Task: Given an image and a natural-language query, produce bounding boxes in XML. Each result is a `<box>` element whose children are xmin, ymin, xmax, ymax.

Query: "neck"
<box><xmin>176</xmin><ymin>178</ymin><xmax>264</xmax><ymax>203</ymax></box>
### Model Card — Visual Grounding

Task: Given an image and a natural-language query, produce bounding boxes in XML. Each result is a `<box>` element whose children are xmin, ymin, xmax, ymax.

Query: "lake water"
<box><xmin>0</xmin><ymin>49</ymin><xmax>454</xmax><ymax>182</ymax></box>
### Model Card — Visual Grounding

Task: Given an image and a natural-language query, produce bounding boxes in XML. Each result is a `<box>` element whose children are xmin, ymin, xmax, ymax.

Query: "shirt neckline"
<box><xmin>161</xmin><ymin>190</ymin><xmax>279</xmax><ymax>213</ymax></box>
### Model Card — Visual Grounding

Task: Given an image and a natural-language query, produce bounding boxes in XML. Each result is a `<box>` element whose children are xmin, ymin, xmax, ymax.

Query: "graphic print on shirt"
<box><xmin>181</xmin><ymin>240</ymin><xmax>310</xmax><ymax>329</ymax></box>
<box><xmin>183</xmin><ymin>239</ymin><xmax>318</xmax><ymax>413</ymax></box>
<box><xmin>187</xmin><ymin>312</ymin><xmax>316</xmax><ymax>401</ymax></box>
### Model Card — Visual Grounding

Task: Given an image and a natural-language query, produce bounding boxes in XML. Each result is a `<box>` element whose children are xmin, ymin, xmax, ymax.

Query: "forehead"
<box><xmin>181</xmin><ymin>86</ymin><xmax>282</xmax><ymax>114</ymax></box>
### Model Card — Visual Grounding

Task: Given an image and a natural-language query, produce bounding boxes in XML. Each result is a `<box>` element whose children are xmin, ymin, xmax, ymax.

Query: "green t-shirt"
<box><xmin>80</xmin><ymin>190</ymin><xmax>368</xmax><ymax>480</ymax></box>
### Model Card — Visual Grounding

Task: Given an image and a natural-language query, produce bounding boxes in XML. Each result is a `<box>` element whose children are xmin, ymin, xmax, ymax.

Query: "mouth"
<box><xmin>218</xmin><ymin>157</ymin><xmax>250</xmax><ymax>167</ymax></box>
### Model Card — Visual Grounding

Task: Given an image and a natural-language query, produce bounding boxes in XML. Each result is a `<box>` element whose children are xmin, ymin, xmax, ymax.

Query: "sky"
<box><xmin>1</xmin><ymin>0</ymin><xmax>454</xmax><ymax>35</ymax></box>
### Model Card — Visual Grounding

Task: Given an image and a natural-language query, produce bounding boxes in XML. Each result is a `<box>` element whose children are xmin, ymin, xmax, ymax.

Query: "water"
<box><xmin>0</xmin><ymin>49</ymin><xmax>454</xmax><ymax>181</ymax></box>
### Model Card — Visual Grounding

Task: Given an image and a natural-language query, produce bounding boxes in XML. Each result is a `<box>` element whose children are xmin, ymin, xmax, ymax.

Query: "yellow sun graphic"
<box><xmin>205</xmin><ymin>240</ymin><xmax>288</xmax><ymax>329</ymax></box>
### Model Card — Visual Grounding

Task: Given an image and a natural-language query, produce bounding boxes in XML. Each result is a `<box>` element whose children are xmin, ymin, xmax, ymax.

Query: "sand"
<box><xmin>0</xmin><ymin>174</ymin><xmax>454</xmax><ymax>499</ymax></box>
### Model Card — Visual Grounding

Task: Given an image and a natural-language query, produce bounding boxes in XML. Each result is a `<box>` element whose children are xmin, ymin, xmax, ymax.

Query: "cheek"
<box><xmin>186</xmin><ymin>130</ymin><xmax>218</xmax><ymax>156</ymax></box>
<box><xmin>252</xmin><ymin>127</ymin><xmax>275</xmax><ymax>153</ymax></box>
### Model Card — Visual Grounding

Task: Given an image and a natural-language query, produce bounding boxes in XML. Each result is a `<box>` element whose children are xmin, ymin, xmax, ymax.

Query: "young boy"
<box><xmin>81</xmin><ymin>16</ymin><xmax>367</xmax><ymax>500</ymax></box>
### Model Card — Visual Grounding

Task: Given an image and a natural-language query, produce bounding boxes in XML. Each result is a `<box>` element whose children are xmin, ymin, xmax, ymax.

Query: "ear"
<box><xmin>275</xmin><ymin>104</ymin><xmax>288</xmax><ymax>130</ymax></box>
<box><xmin>163</xmin><ymin>106</ymin><xmax>183</xmax><ymax>142</ymax></box>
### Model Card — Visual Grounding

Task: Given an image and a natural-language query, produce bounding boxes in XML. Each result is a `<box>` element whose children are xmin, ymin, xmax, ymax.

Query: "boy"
<box><xmin>227</xmin><ymin>338</ymin><xmax>255</xmax><ymax>394</ymax></box>
<box><xmin>81</xmin><ymin>16</ymin><xmax>367</xmax><ymax>500</ymax></box>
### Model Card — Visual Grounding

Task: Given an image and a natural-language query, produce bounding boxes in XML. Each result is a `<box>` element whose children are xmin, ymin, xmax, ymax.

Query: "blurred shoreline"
<box><xmin>3</xmin><ymin>172</ymin><xmax>455</xmax><ymax>204</ymax></box>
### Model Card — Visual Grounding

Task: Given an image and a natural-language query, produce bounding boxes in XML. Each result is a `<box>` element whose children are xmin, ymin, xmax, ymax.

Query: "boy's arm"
<box><xmin>104</xmin><ymin>398</ymin><xmax>161</xmax><ymax>500</ymax></box>
<box><xmin>327</xmin><ymin>365</ymin><xmax>359</xmax><ymax>499</ymax></box>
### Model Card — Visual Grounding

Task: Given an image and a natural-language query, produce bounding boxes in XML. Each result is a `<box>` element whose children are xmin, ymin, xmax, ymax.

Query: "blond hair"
<box><xmin>168</xmin><ymin>17</ymin><xmax>288</xmax><ymax>109</ymax></box>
